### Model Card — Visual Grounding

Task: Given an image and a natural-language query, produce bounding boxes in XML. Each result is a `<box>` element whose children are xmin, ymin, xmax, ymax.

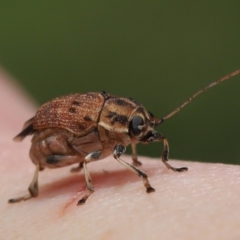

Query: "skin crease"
<box><xmin>1</xmin><ymin>69</ymin><xmax>240</xmax><ymax>240</ymax></box>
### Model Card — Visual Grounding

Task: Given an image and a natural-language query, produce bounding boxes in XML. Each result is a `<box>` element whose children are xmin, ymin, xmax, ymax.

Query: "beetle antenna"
<box><xmin>158</xmin><ymin>69</ymin><xmax>240</xmax><ymax>123</ymax></box>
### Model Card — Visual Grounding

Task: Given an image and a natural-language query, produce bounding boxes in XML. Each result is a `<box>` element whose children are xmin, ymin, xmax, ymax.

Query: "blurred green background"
<box><xmin>1</xmin><ymin>1</ymin><xmax>240</xmax><ymax>164</ymax></box>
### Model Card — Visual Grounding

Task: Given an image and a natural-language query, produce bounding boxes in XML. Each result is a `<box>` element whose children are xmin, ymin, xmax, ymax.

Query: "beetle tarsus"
<box><xmin>8</xmin><ymin>164</ymin><xmax>39</xmax><ymax>204</ymax></box>
<box><xmin>77</xmin><ymin>198</ymin><xmax>87</xmax><ymax>205</ymax></box>
<box><xmin>159</xmin><ymin>137</ymin><xmax>188</xmax><ymax>172</ymax></box>
<box><xmin>132</xmin><ymin>159</ymin><xmax>142</xmax><ymax>167</ymax></box>
<box><xmin>8</xmin><ymin>194</ymin><xmax>34</xmax><ymax>203</ymax></box>
<box><xmin>8</xmin><ymin>198</ymin><xmax>18</xmax><ymax>203</ymax></box>
<box><xmin>174</xmin><ymin>167</ymin><xmax>188</xmax><ymax>172</ymax></box>
<box><xmin>146</xmin><ymin>186</ymin><xmax>155</xmax><ymax>193</ymax></box>
<box><xmin>162</xmin><ymin>159</ymin><xmax>188</xmax><ymax>172</ymax></box>
<box><xmin>9</xmin><ymin>197</ymin><xmax>24</xmax><ymax>203</ymax></box>
<box><xmin>77</xmin><ymin>191</ymin><xmax>94</xmax><ymax>205</ymax></box>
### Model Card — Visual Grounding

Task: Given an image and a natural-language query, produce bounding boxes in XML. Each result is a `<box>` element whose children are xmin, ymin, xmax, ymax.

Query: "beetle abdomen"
<box><xmin>33</xmin><ymin>93</ymin><xmax>104</xmax><ymax>135</ymax></box>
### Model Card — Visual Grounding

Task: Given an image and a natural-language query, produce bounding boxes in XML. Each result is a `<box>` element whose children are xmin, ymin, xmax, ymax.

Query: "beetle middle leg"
<box><xmin>70</xmin><ymin>151</ymin><xmax>102</xmax><ymax>172</ymax></box>
<box><xmin>77</xmin><ymin>163</ymin><xmax>95</xmax><ymax>205</ymax></box>
<box><xmin>76</xmin><ymin>150</ymin><xmax>102</xmax><ymax>205</ymax></box>
<box><xmin>9</xmin><ymin>164</ymin><xmax>40</xmax><ymax>203</ymax></box>
<box><xmin>160</xmin><ymin>136</ymin><xmax>188</xmax><ymax>172</ymax></box>
<box><xmin>70</xmin><ymin>162</ymin><xmax>84</xmax><ymax>172</ymax></box>
<box><xmin>131</xmin><ymin>143</ymin><xmax>142</xmax><ymax>166</ymax></box>
<box><xmin>113</xmin><ymin>144</ymin><xmax>155</xmax><ymax>193</ymax></box>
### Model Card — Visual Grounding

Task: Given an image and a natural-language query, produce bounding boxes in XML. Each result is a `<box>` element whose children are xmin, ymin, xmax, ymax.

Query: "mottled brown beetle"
<box><xmin>9</xmin><ymin>69</ymin><xmax>240</xmax><ymax>205</ymax></box>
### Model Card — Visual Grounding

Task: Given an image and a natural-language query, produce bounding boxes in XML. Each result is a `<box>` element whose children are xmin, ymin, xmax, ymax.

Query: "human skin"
<box><xmin>1</xmin><ymin>69</ymin><xmax>240</xmax><ymax>240</ymax></box>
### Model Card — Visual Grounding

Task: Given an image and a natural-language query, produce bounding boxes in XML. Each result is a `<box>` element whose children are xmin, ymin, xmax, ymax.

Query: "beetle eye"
<box><xmin>130</xmin><ymin>115</ymin><xmax>145</xmax><ymax>136</ymax></box>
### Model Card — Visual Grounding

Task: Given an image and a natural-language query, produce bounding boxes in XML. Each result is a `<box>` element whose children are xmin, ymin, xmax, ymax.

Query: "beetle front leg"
<box><xmin>160</xmin><ymin>137</ymin><xmax>188</xmax><ymax>172</ymax></box>
<box><xmin>113</xmin><ymin>144</ymin><xmax>155</xmax><ymax>193</ymax></box>
<box><xmin>9</xmin><ymin>164</ymin><xmax>39</xmax><ymax>203</ymax></box>
<box><xmin>131</xmin><ymin>143</ymin><xmax>142</xmax><ymax>166</ymax></box>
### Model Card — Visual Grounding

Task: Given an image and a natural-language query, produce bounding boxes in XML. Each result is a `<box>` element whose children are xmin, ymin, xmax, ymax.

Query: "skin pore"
<box><xmin>1</xmin><ymin>69</ymin><xmax>240</xmax><ymax>240</ymax></box>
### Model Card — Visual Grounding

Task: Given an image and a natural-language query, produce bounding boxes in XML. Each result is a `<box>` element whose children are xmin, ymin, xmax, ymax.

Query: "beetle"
<box><xmin>9</xmin><ymin>69</ymin><xmax>240</xmax><ymax>205</ymax></box>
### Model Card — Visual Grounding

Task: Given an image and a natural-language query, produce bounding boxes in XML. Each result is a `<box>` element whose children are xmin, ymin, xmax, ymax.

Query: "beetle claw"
<box><xmin>146</xmin><ymin>187</ymin><xmax>155</xmax><ymax>193</ymax></box>
<box><xmin>175</xmin><ymin>167</ymin><xmax>188</xmax><ymax>172</ymax></box>
<box><xmin>77</xmin><ymin>198</ymin><xmax>87</xmax><ymax>205</ymax></box>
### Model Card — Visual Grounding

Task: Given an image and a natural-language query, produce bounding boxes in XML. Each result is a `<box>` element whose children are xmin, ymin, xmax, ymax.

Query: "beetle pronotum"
<box><xmin>9</xmin><ymin>69</ymin><xmax>240</xmax><ymax>205</ymax></box>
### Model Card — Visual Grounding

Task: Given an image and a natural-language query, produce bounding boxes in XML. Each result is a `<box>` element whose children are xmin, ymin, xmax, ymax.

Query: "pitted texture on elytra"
<box><xmin>34</xmin><ymin>93</ymin><xmax>104</xmax><ymax>136</ymax></box>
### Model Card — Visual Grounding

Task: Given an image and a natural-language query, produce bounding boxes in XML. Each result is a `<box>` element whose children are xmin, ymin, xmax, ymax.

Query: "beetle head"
<box><xmin>129</xmin><ymin>108</ymin><xmax>163</xmax><ymax>144</ymax></box>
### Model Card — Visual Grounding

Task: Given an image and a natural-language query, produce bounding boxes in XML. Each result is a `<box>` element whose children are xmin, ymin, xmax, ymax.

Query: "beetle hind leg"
<box><xmin>114</xmin><ymin>144</ymin><xmax>155</xmax><ymax>193</ymax></box>
<box><xmin>9</xmin><ymin>164</ymin><xmax>39</xmax><ymax>203</ymax></box>
<box><xmin>161</xmin><ymin>137</ymin><xmax>188</xmax><ymax>172</ymax></box>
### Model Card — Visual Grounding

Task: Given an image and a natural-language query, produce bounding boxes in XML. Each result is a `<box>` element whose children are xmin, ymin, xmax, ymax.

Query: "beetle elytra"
<box><xmin>9</xmin><ymin>69</ymin><xmax>240</xmax><ymax>205</ymax></box>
